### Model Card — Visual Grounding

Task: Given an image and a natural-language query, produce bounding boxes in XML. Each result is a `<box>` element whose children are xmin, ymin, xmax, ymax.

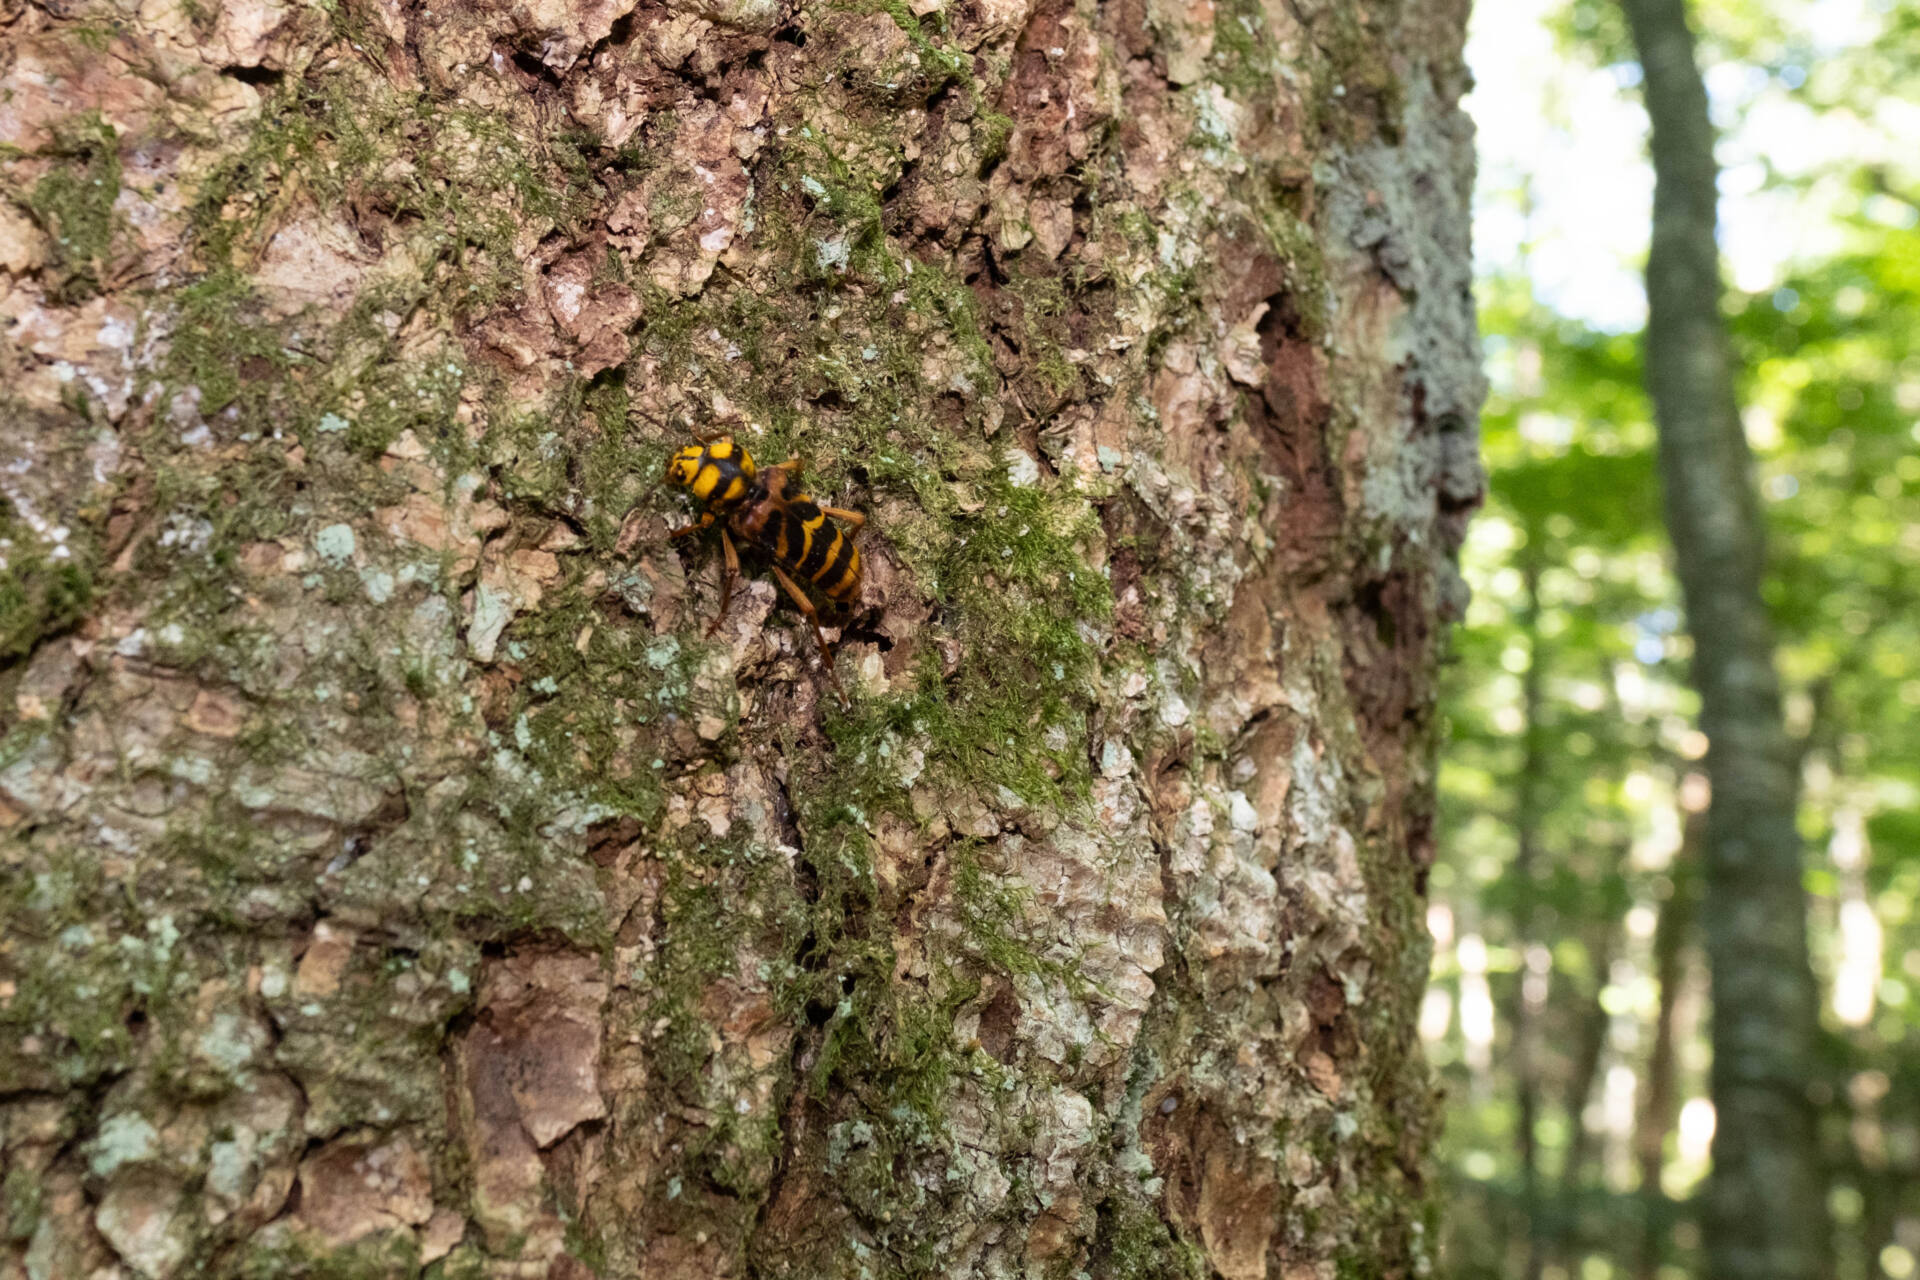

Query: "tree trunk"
<box><xmin>0</xmin><ymin>0</ymin><xmax>1483</xmax><ymax>1273</ymax></box>
<box><xmin>1509</xmin><ymin>541</ymin><xmax>1547</xmax><ymax>1280</ymax></box>
<box><xmin>1635</xmin><ymin>811</ymin><xmax>1698</xmax><ymax>1280</ymax></box>
<box><xmin>1557</xmin><ymin>906</ymin><xmax>1619</xmax><ymax>1212</ymax></box>
<box><xmin>1619</xmin><ymin>1</ymin><xmax>1829</xmax><ymax>1277</ymax></box>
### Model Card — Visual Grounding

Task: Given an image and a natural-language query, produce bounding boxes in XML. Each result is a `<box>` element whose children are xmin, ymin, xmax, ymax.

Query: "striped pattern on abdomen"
<box><xmin>766</xmin><ymin>498</ymin><xmax>862</xmax><ymax>602</ymax></box>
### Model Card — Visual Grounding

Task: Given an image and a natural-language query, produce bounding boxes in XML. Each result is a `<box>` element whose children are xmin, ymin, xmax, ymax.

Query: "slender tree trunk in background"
<box><xmin>1635</xmin><ymin>815</ymin><xmax>1699</xmax><ymax>1280</ymax></box>
<box><xmin>1560</xmin><ymin>793</ymin><xmax>1632</xmax><ymax>1269</ymax></box>
<box><xmin>1510</xmin><ymin>544</ymin><xmax>1547</xmax><ymax>1280</ymax></box>
<box><xmin>1620</xmin><ymin>1</ymin><xmax>1829</xmax><ymax>1277</ymax></box>
<box><xmin>1557</xmin><ymin>906</ymin><xmax>1619</xmax><ymax>1201</ymax></box>
<box><xmin>0</xmin><ymin>0</ymin><xmax>1484</xmax><ymax>1274</ymax></box>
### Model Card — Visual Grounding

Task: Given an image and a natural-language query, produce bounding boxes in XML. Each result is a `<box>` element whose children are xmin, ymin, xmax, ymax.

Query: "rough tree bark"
<box><xmin>1620</xmin><ymin>0</ymin><xmax>1829</xmax><ymax>1278</ymax></box>
<box><xmin>0</xmin><ymin>0</ymin><xmax>1482</xmax><ymax>1272</ymax></box>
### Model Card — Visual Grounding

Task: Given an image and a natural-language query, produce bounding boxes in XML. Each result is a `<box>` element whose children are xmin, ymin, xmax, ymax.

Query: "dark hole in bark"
<box><xmin>773</xmin><ymin>25</ymin><xmax>806</xmax><ymax>46</ymax></box>
<box><xmin>975</xmin><ymin>985</ymin><xmax>1020</xmax><ymax>1063</ymax></box>
<box><xmin>221</xmin><ymin>64</ymin><xmax>284</xmax><ymax>87</ymax></box>
<box><xmin>585</xmin><ymin>815</ymin><xmax>644</xmax><ymax>866</ymax></box>
<box><xmin>1255</xmin><ymin>289</ymin><xmax>1309</xmax><ymax>347</ymax></box>
<box><xmin>982</xmin><ymin>240</ymin><xmax>1012</xmax><ymax>286</ymax></box>
<box><xmin>838</xmin><ymin>620</ymin><xmax>894</xmax><ymax>651</ymax></box>
<box><xmin>509</xmin><ymin>49</ymin><xmax>561</xmax><ymax>85</ymax></box>
<box><xmin>1356</xmin><ymin>578</ymin><xmax>1400</xmax><ymax>648</ymax></box>
<box><xmin>880</xmin><ymin>161</ymin><xmax>914</xmax><ymax>204</ymax></box>
<box><xmin>586</xmin><ymin>365</ymin><xmax>626</xmax><ymax>395</ymax></box>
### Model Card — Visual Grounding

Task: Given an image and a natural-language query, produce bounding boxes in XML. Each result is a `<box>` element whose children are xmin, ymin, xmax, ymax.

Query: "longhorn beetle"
<box><xmin>662</xmin><ymin>434</ymin><xmax>864</xmax><ymax>705</ymax></box>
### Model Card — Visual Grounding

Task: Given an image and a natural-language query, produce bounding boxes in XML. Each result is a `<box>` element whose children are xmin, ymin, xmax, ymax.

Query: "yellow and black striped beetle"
<box><xmin>662</xmin><ymin>435</ymin><xmax>864</xmax><ymax>704</ymax></box>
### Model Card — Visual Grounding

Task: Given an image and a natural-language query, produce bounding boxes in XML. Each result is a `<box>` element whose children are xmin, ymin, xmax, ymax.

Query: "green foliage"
<box><xmin>1439</xmin><ymin>3</ymin><xmax>1920</xmax><ymax>1277</ymax></box>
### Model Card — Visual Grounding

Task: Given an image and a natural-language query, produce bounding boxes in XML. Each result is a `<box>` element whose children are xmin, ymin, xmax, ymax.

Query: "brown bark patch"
<box><xmin>641</xmin><ymin>1231</ymin><xmax>739</xmax><ymax>1280</ymax></box>
<box><xmin>1341</xmin><ymin>565</ymin><xmax>1432</xmax><ymax>753</ymax></box>
<box><xmin>1143</xmin><ymin>1099</ymin><xmax>1279</xmax><ymax>1279</ymax></box>
<box><xmin>1250</xmin><ymin>302</ymin><xmax>1343</xmax><ymax>578</ymax></box>
<box><xmin>458</xmin><ymin>950</ymin><xmax>609</xmax><ymax>1247</ymax></box>
<box><xmin>295</xmin><ymin>1137</ymin><xmax>434</xmax><ymax>1246</ymax></box>
<box><xmin>975</xmin><ymin>981</ymin><xmax>1023</xmax><ymax>1064</ymax></box>
<box><xmin>1198</xmin><ymin>1142</ymin><xmax>1278</xmax><ymax>1280</ymax></box>
<box><xmin>475</xmin><ymin>951</ymin><xmax>610</xmax><ymax>1148</ymax></box>
<box><xmin>293</xmin><ymin>921</ymin><xmax>357</xmax><ymax>998</ymax></box>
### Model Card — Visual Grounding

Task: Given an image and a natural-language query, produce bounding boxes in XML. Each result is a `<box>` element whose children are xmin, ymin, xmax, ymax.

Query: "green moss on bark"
<box><xmin>0</xmin><ymin>503</ymin><xmax>97</xmax><ymax>662</ymax></box>
<box><xmin>23</xmin><ymin>113</ymin><xmax>121</xmax><ymax>301</ymax></box>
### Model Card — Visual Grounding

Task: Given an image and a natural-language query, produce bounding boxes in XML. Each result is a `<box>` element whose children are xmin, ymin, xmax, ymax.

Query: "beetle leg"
<box><xmin>817</xmin><ymin>505</ymin><xmax>865</xmax><ymax>529</ymax></box>
<box><xmin>668</xmin><ymin>511</ymin><xmax>715</xmax><ymax>539</ymax></box>
<box><xmin>769</xmin><ymin>563</ymin><xmax>849</xmax><ymax>707</ymax></box>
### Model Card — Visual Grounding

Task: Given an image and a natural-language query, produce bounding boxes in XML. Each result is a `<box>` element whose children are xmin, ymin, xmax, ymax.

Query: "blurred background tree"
<box><xmin>1432</xmin><ymin>0</ymin><xmax>1920</xmax><ymax>1277</ymax></box>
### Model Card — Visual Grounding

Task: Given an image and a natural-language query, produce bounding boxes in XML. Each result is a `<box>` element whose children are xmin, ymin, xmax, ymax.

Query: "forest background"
<box><xmin>1434</xmin><ymin>0</ymin><xmax>1920</xmax><ymax>1276</ymax></box>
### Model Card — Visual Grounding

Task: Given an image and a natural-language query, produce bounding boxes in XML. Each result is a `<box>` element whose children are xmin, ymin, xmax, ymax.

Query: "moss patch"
<box><xmin>22</xmin><ymin>112</ymin><xmax>121</xmax><ymax>301</ymax></box>
<box><xmin>1090</xmin><ymin>1196</ymin><xmax>1208</xmax><ymax>1280</ymax></box>
<box><xmin>0</xmin><ymin>501</ymin><xmax>97</xmax><ymax>663</ymax></box>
